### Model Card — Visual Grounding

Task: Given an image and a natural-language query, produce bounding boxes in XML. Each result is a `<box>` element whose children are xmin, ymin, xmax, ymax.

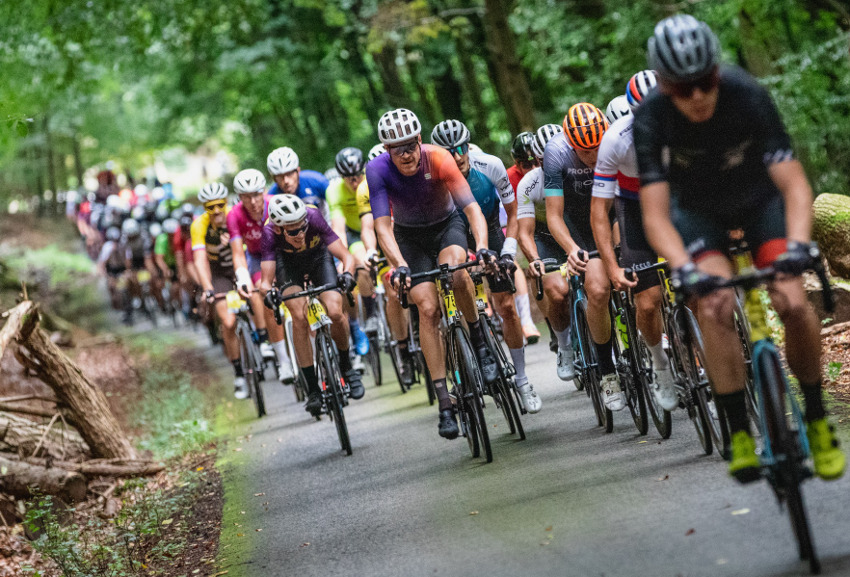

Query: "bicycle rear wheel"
<box><xmin>482</xmin><ymin>317</ymin><xmax>525</xmax><ymax>440</ymax></box>
<box><xmin>317</xmin><ymin>331</ymin><xmax>352</xmax><ymax>455</ymax></box>
<box><xmin>615</xmin><ymin>314</ymin><xmax>648</xmax><ymax>436</ymax></box>
<box><xmin>684</xmin><ymin>308</ymin><xmax>725</xmax><ymax>455</ymax></box>
<box><xmin>758</xmin><ymin>350</ymin><xmax>818</xmax><ymax>572</ymax></box>
<box><xmin>239</xmin><ymin>323</ymin><xmax>266</xmax><ymax>418</ymax></box>
<box><xmin>455</xmin><ymin>328</ymin><xmax>492</xmax><ymax>463</ymax></box>
<box><xmin>366</xmin><ymin>335</ymin><xmax>382</xmax><ymax>387</ymax></box>
<box><xmin>416</xmin><ymin>351</ymin><xmax>435</xmax><ymax>405</ymax></box>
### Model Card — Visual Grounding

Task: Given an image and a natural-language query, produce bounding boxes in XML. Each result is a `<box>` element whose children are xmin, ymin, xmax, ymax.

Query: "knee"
<box><xmin>636</xmin><ymin>291</ymin><xmax>660</xmax><ymax>319</ymax></box>
<box><xmin>496</xmin><ymin>296</ymin><xmax>519</xmax><ymax>321</ymax></box>
<box><xmin>586</xmin><ymin>283</ymin><xmax>609</xmax><ymax>310</ymax></box>
<box><xmin>220</xmin><ymin>314</ymin><xmax>236</xmax><ymax>331</ymax></box>
<box><xmin>417</xmin><ymin>301</ymin><xmax>441</xmax><ymax>326</ymax></box>
<box><xmin>699</xmin><ymin>291</ymin><xmax>735</xmax><ymax>329</ymax></box>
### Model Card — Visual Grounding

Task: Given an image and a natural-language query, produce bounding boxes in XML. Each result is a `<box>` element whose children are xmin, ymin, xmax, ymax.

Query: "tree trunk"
<box><xmin>454</xmin><ymin>33</ymin><xmax>495</xmax><ymax>150</ymax></box>
<box><xmin>43</xmin><ymin>115</ymin><xmax>57</xmax><ymax>215</ymax></box>
<box><xmin>480</xmin><ymin>0</ymin><xmax>536</xmax><ymax>134</ymax></box>
<box><xmin>24</xmin><ymin>457</ymin><xmax>165</xmax><ymax>478</ymax></box>
<box><xmin>372</xmin><ymin>44</ymin><xmax>416</xmax><ymax>110</ymax></box>
<box><xmin>0</xmin><ymin>413</ymin><xmax>89</xmax><ymax>461</ymax></box>
<box><xmin>0</xmin><ymin>455</ymin><xmax>87</xmax><ymax>502</ymax></box>
<box><xmin>0</xmin><ymin>301</ymin><xmax>38</xmax><ymax>361</ymax></box>
<box><xmin>813</xmin><ymin>193</ymin><xmax>850</xmax><ymax>278</ymax></box>
<box><xmin>14</xmin><ymin>314</ymin><xmax>137</xmax><ymax>460</ymax></box>
<box><xmin>71</xmin><ymin>133</ymin><xmax>84</xmax><ymax>188</ymax></box>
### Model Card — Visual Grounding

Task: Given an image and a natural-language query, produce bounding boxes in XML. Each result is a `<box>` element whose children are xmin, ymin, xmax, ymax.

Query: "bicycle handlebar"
<box><xmin>532</xmin><ymin>250</ymin><xmax>599</xmax><ymax>301</ymax></box>
<box><xmin>397</xmin><ymin>259</ymin><xmax>481</xmax><ymax>309</ymax></box>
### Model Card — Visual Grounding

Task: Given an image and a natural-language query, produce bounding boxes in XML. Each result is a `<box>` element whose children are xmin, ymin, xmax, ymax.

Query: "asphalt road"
<box><xmin>216</xmin><ymin>335</ymin><xmax>850</xmax><ymax>577</ymax></box>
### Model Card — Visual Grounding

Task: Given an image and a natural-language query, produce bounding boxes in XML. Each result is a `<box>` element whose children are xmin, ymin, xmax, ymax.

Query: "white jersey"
<box><xmin>592</xmin><ymin>115</ymin><xmax>640</xmax><ymax>201</ymax></box>
<box><xmin>469</xmin><ymin>150</ymin><xmax>516</xmax><ymax>206</ymax></box>
<box><xmin>516</xmin><ymin>167</ymin><xmax>546</xmax><ymax>224</ymax></box>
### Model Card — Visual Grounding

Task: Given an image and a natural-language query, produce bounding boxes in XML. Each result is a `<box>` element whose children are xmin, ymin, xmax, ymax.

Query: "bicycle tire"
<box><xmin>417</xmin><ymin>351</ymin><xmax>436</xmax><ymax>405</ymax></box>
<box><xmin>615</xmin><ymin>306</ymin><xmax>648</xmax><ymax>435</ymax></box>
<box><xmin>448</xmin><ymin>335</ymin><xmax>478</xmax><ymax>458</ymax></box>
<box><xmin>576</xmin><ymin>300</ymin><xmax>610</xmax><ymax>431</ymax></box>
<box><xmin>455</xmin><ymin>328</ymin><xmax>493</xmax><ymax>463</ymax></box>
<box><xmin>294</xmin><ymin>369</ymin><xmax>307</xmax><ymax>403</ymax></box>
<box><xmin>284</xmin><ymin>319</ymin><xmax>304</xmax><ymax>401</ymax></box>
<box><xmin>239</xmin><ymin>323</ymin><xmax>266</xmax><ymax>418</ymax></box>
<box><xmin>643</xmin><ymin>323</ymin><xmax>672</xmax><ymax>439</ymax></box>
<box><xmin>734</xmin><ymin>299</ymin><xmax>760</xmax><ymax>433</ymax></box>
<box><xmin>758</xmin><ymin>351</ymin><xmax>819</xmax><ymax>572</ymax></box>
<box><xmin>317</xmin><ymin>330</ymin><xmax>352</xmax><ymax>455</ymax></box>
<box><xmin>388</xmin><ymin>343</ymin><xmax>407</xmax><ymax>393</ymax></box>
<box><xmin>482</xmin><ymin>315</ymin><xmax>525</xmax><ymax>440</ymax></box>
<box><xmin>684</xmin><ymin>308</ymin><xmax>725</xmax><ymax>455</ymax></box>
<box><xmin>367</xmin><ymin>336</ymin><xmax>383</xmax><ymax>387</ymax></box>
<box><xmin>671</xmin><ymin>309</ymin><xmax>712</xmax><ymax>455</ymax></box>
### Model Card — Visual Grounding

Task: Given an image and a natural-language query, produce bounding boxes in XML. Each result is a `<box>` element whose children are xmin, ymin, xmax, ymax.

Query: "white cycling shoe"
<box><xmin>556</xmin><ymin>347</ymin><xmax>576</xmax><ymax>383</ymax></box>
<box><xmin>600</xmin><ymin>374</ymin><xmax>626</xmax><ymax>411</ymax></box>
<box><xmin>234</xmin><ymin>377</ymin><xmax>249</xmax><ymax>400</ymax></box>
<box><xmin>277</xmin><ymin>362</ymin><xmax>296</xmax><ymax>384</ymax></box>
<box><xmin>652</xmin><ymin>365</ymin><xmax>679</xmax><ymax>412</ymax></box>
<box><xmin>517</xmin><ymin>382</ymin><xmax>542</xmax><ymax>414</ymax></box>
<box><xmin>260</xmin><ymin>342</ymin><xmax>276</xmax><ymax>359</ymax></box>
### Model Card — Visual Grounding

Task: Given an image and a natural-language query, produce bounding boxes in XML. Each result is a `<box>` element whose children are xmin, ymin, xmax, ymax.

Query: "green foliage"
<box><xmin>23</xmin><ymin>474</ymin><xmax>202</xmax><ymax>577</ymax></box>
<box><xmin>827</xmin><ymin>360</ymin><xmax>843</xmax><ymax>382</ymax></box>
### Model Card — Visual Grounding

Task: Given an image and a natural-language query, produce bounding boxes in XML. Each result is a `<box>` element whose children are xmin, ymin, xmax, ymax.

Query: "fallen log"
<box><xmin>0</xmin><ymin>455</ymin><xmax>87</xmax><ymax>502</ymax></box>
<box><xmin>0</xmin><ymin>413</ymin><xmax>88</xmax><ymax>460</ymax></box>
<box><xmin>23</xmin><ymin>457</ymin><xmax>165</xmax><ymax>478</ymax></box>
<box><xmin>15</xmin><ymin>311</ymin><xmax>137</xmax><ymax>460</ymax></box>
<box><xmin>0</xmin><ymin>301</ymin><xmax>37</xmax><ymax>362</ymax></box>
<box><xmin>822</xmin><ymin>320</ymin><xmax>850</xmax><ymax>338</ymax></box>
<box><xmin>0</xmin><ymin>401</ymin><xmax>77</xmax><ymax>428</ymax></box>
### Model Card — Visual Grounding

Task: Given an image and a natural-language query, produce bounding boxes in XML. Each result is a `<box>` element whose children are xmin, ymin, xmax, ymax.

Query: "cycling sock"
<box><xmin>339</xmin><ymin>349</ymin><xmax>353</xmax><ymax>373</ymax></box>
<box><xmin>510</xmin><ymin>347</ymin><xmax>527</xmax><ymax>386</ymax></box>
<box><xmin>434</xmin><ymin>378</ymin><xmax>452</xmax><ymax>411</ymax></box>
<box><xmin>232</xmin><ymin>359</ymin><xmax>243</xmax><ymax>378</ymax></box>
<box><xmin>594</xmin><ymin>335</ymin><xmax>616</xmax><ymax>375</ymax></box>
<box><xmin>717</xmin><ymin>390</ymin><xmax>749</xmax><ymax>435</ymax></box>
<box><xmin>272</xmin><ymin>340</ymin><xmax>290</xmax><ymax>365</ymax></box>
<box><xmin>363</xmin><ymin>296</ymin><xmax>376</xmax><ymax>318</ymax></box>
<box><xmin>801</xmin><ymin>381</ymin><xmax>826</xmax><ymax>422</ymax></box>
<box><xmin>515</xmin><ymin>293</ymin><xmax>533</xmax><ymax>326</ymax></box>
<box><xmin>555</xmin><ymin>327</ymin><xmax>571</xmax><ymax>351</ymax></box>
<box><xmin>302</xmin><ymin>365</ymin><xmax>320</xmax><ymax>395</ymax></box>
<box><xmin>257</xmin><ymin>328</ymin><xmax>269</xmax><ymax>343</ymax></box>
<box><xmin>648</xmin><ymin>340</ymin><xmax>669</xmax><ymax>369</ymax></box>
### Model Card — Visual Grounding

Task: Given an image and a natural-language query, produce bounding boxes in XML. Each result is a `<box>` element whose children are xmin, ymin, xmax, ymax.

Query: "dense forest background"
<box><xmin>1</xmin><ymin>0</ymin><xmax>848</xmax><ymax>203</ymax></box>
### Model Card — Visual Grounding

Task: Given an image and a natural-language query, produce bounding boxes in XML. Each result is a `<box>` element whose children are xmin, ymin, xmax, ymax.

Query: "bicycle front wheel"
<box><xmin>239</xmin><ymin>323</ymin><xmax>266</xmax><ymax>418</ymax></box>
<box><xmin>317</xmin><ymin>330</ymin><xmax>352</xmax><ymax>455</ymax></box>
<box><xmin>759</xmin><ymin>350</ymin><xmax>818</xmax><ymax>572</ymax></box>
<box><xmin>454</xmin><ymin>328</ymin><xmax>492</xmax><ymax>463</ymax></box>
<box><xmin>615</xmin><ymin>313</ymin><xmax>648</xmax><ymax>436</ymax></box>
<box><xmin>366</xmin><ymin>335</ymin><xmax>383</xmax><ymax>387</ymax></box>
<box><xmin>482</xmin><ymin>316</ymin><xmax>525</xmax><ymax>440</ymax></box>
<box><xmin>684</xmin><ymin>308</ymin><xmax>726</xmax><ymax>456</ymax></box>
<box><xmin>576</xmin><ymin>300</ymin><xmax>610</xmax><ymax>431</ymax></box>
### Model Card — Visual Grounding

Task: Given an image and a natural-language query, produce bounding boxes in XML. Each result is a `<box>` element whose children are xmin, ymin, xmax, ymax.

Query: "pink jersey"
<box><xmin>226</xmin><ymin>201</ymin><xmax>268</xmax><ymax>256</ymax></box>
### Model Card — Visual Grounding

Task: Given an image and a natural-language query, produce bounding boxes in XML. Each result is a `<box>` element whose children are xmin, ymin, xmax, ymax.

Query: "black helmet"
<box><xmin>334</xmin><ymin>147</ymin><xmax>364</xmax><ymax>177</ymax></box>
<box><xmin>511</xmin><ymin>132</ymin><xmax>536</xmax><ymax>162</ymax></box>
<box><xmin>648</xmin><ymin>15</ymin><xmax>719</xmax><ymax>82</ymax></box>
<box><xmin>431</xmin><ymin>119</ymin><xmax>470</xmax><ymax>149</ymax></box>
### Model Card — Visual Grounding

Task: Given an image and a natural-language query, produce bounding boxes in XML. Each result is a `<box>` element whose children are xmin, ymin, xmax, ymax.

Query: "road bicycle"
<box><xmin>275</xmin><ymin>279</ymin><xmax>356</xmax><ymax>456</ymax></box>
<box><xmin>365</xmin><ymin>258</ymin><xmax>408</xmax><ymax>393</ymax></box>
<box><xmin>469</xmin><ymin>267</ymin><xmax>525</xmax><ymax>441</ymax></box>
<box><xmin>683</xmin><ymin>248</ymin><xmax>833</xmax><ymax>574</ymax></box>
<box><xmin>216</xmin><ymin>289</ymin><xmax>267</xmax><ymax>418</ymax></box>
<box><xmin>273</xmin><ymin>301</ymin><xmax>307</xmax><ymax>403</ymax></box>
<box><xmin>399</xmin><ymin>260</ymin><xmax>493</xmax><ymax>462</ymax></box>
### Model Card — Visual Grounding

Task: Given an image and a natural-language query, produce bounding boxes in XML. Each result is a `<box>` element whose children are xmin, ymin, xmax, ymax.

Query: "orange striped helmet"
<box><xmin>563</xmin><ymin>103</ymin><xmax>609</xmax><ymax>150</ymax></box>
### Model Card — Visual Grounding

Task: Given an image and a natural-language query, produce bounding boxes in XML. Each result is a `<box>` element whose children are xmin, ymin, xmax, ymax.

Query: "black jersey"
<box><xmin>633</xmin><ymin>65</ymin><xmax>793</xmax><ymax>219</ymax></box>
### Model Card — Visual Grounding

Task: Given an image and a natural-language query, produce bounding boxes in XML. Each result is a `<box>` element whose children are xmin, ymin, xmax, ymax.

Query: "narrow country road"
<box><xmin>215</xmin><ymin>337</ymin><xmax>850</xmax><ymax>577</ymax></box>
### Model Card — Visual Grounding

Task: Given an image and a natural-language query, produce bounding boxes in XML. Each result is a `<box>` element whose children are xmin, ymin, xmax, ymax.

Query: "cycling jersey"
<box><xmin>123</xmin><ymin>235</ymin><xmax>152</xmax><ymax>268</ymax></box>
<box><xmin>355</xmin><ymin>180</ymin><xmax>371</xmax><ymax>217</ymax></box>
<box><xmin>516</xmin><ymin>167</ymin><xmax>546</xmax><ymax>224</ymax></box>
<box><xmin>543</xmin><ymin>133</ymin><xmax>598</xmax><ymax>250</ymax></box>
<box><xmin>463</xmin><ymin>152</ymin><xmax>515</xmax><ymax>221</ymax></box>
<box><xmin>325</xmin><ymin>178</ymin><xmax>362</xmax><ymax>232</ymax></box>
<box><xmin>593</xmin><ymin>115</ymin><xmax>640</xmax><ymax>200</ymax></box>
<box><xmin>190</xmin><ymin>210</ymin><xmax>234</xmax><ymax>269</ymax></box>
<box><xmin>98</xmin><ymin>240</ymin><xmax>126</xmax><ymax>274</ymax></box>
<box><xmin>226</xmin><ymin>201</ymin><xmax>268</xmax><ymax>256</ymax></box>
<box><xmin>365</xmin><ymin>144</ymin><xmax>475</xmax><ymax>227</ymax></box>
<box><xmin>260</xmin><ymin>206</ymin><xmax>338</xmax><ymax>261</ymax></box>
<box><xmin>506</xmin><ymin>164</ymin><xmax>524</xmax><ymax>193</ymax></box>
<box><xmin>633</xmin><ymin>65</ymin><xmax>793</xmax><ymax>217</ymax></box>
<box><xmin>154</xmin><ymin>233</ymin><xmax>177</xmax><ymax>268</ymax></box>
<box><xmin>267</xmin><ymin>170</ymin><xmax>329</xmax><ymax>200</ymax></box>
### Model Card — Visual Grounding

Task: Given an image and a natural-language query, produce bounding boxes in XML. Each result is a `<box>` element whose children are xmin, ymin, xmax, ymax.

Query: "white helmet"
<box><xmin>198</xmin><ymin>182</ymin><xmax>229</xmax><ymax>203</ymax></box>
<box><xmin>151</xmin><ymin>186</ymin><xmax>166</xmax><ymax>201</ymax></box>
<box><xmin>367</xmin><ymin>143</ymin><xmax>385</xmax><ymax>162</ymax></box>
<box><xmin>625</xmin><ymin>70</ymin><xmax>658</xmax><ymax>110</ymax></box>
<box><xmin>122</xmin><ymin>218</ymin><xmax>141</xmax><ymax>237</ymax></box>
<box><xmin>377</xmin><ymin>109</ymin><xmax>421</xmax><ymax>145</ymax></box>
<box><xmin>162</xmin><ymin>218</ymin><xmax>179</xmax><ymax>234</ymax></box>
<box><xmin>134</xmin><ymin>184</ymin><xmax>149</xmax><ymax>197</ymax></box>
<box><xmin>605</xmin><ymin>95</ymin><xmax>632</xmax><ymax>124</ymax></box>
<box><xmin>148</xmin><ymin>222</ymin><xmax>162</xmax><ymax>238</ymax></box>
<box><xmin>267</xmin><ymin>147</ymin><xmax>299</xmax><ymax>175</ymax></box>
<box><xmin>233</xmin><ymin>168</ymin><xmax>267</xmax><ymax>193</ymax></box>
<box><xmin>268</xmin><ymin>194</ymin><xmax>308</xmax><ymax>226</ymax></box>
<box><xmin>531</xmin><ymin>123</ymin><xmax>563</xmax><ymax>159</ymax></box>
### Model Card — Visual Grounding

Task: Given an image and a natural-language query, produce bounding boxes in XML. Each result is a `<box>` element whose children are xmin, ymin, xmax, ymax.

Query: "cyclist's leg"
<box><xmin>513</xmin><ymin>265</ymin><xmax>540</xmax><ymax>342</ymax></box>
<box><xmin>283</xmin><ymin>286</ymin><xmax>323</xmax><ymax>413</ymax></box>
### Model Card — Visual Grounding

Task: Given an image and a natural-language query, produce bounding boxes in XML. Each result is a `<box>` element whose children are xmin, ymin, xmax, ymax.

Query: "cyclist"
<box><xmin>518</xmin><ymin>124</ymin><xmax>578</xmax><ymax>369</ymax></box>
<box><xmin>97</xmin><ymin>226</ymin><xmax>128</xmax><ymax>313</ymax></box>
<box><xmin>545</xmin><ymin>103</ymin><xmax>625</xmax><ymax>411</ymax></box>
<box><xmin>505</xmin><ymin>131</ymin><xmax>544</xmax><ymax>345</ymax></box>
<box><xmin>366</xmin><ymin>108</ymin><xmax>499</xmax><ymax>439</ymax></box>
<box><xmin>636</xmin><ymin>14</ymin><xmax>845</xmax><ymax>481</ymax></box>
<box><xmin>153</xmin><ymin>218</ymin><xmax>183</xmax><ymax>314</ymax></box>
<box><xmin>356</xmin><ymin>146</ymin><xmax>415</xmax><ymax>386</ymax></box>
<box><xmin>191</xmin><ymin>183</ymin><xmax>247</xmax><ymax>399</ymax></box>
<box><xmin>327</xmin><ymin>147</ymin><xmax>375</xmax><ymax>356</ymax></box>
<box><xmin>259</xmin><ymin>195</ymin><xmax>365</xmax><ymax>416</ymax></box>
<box><xmin>605</xmin><ymin>95</ymin><xmax>632</xmax><ymax>125</ymax></box>
<box><xmin>121</xmin><ymin>217</ymin><xmax>158</xmax><ymax>325</ymax></box>
<box><xmin>591</xmin><ymin>70</ymin><xmax>678</xmax><ymax>412</ymax></box>
<box><xmin>431</xmin><ymin>119</ymin><xmax>541</xmax><ymax>413</ymax></box>
<box><xmin>229</xmin><ymin>168</ymin><xmax>294</xmax><ymax>382</ymax></box>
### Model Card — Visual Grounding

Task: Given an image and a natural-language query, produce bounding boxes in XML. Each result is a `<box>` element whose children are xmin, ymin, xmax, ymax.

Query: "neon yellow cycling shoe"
<box><xmin>806</xmin><ymin>418</ymin><xmax>846</xmax><ymax>481</ymax></box>
<box><xmin>729</xmin><ymin>431</ymin><xmax>761</xmax><ymax>484</ymax></box>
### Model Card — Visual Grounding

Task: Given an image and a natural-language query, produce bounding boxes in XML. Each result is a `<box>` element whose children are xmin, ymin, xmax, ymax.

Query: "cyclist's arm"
<box><xmin>502</xmin><ymin>198</ymin><xmax>518</xmax><ymax>253</ymax></box>
<box><xmin>590</xmin><ymin>195</ymin><xmax>619</xmax><ymax>279</ymax></box>
<box><xmin>639</xmin><ymin>181</ymin><xmax>689</xmax><ymax>268</ymax></box>
<box><xmin>463</xmin><ymin>201</ymin><xmax>489</xmax><ymax>253</ymax></box>
<box><xmin>259</xmin><ymin>261</ymin><xmax>276</xmax><ymax>294</ymax></box>
<box><xmin>360</xmin><ymin>212</ymin><xmax>377</xmax><ymax>253</ymax></box>
<box><xmin>769</xmin><ymin>160</ymin><xmax>812</xmax><ymax>245</ymax></box>
<box><xmin>544</xmin><ymin>193</ymin><xmax>579</xmax><ymax>255</ymax></box>
<box><xmin>331</xmin><ymin>215</ymin><xmax>347</xmax><ymax>247</ymax></box>
<box><xmin>328</xmin><ymin>239</ymin><xmax>355</xmax><ymax>275</ymax></box>
<box><xmin>326</xmin><ymin>184</ymin><xmax>349</xmax><ymax>246</ymax></box>
<box><xmin>192</xmin><ymin>248</ymin><xmax>214</xmax><ymax>292</ymax></box>
<box><xmin>375</xmin><ymin>215</ymin><xmax>406</xmax><ymax>268</ymax></box>
<box><xmin>154</xmin><ymin>253</ymin><xmax>169</xmax><ymax>275</ymax></box>
<box><xmin>517</xmin><ymin>218</ymin><xmax>538</xmax><ymax>264</ymax></box>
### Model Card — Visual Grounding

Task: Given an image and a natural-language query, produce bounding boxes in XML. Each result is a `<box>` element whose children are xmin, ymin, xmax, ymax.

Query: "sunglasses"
<box><xmin>283</xmin><ymin>222</ymin><xmax>309</xmax><ymax>237</ymax></box>
<box><xmin>204</xmin><ymin>201</ymin><xmax>227</xmax><ymax>212</ymax></box>
<box><xmin>388</xmin><ymin>141</ymin><xmax>419</xmax><ymax>157</ymax></box>
<box><xmin>448</xmin><ymin>143</ymin><xmax>469</xmax><ymax>157</ymax></box>
<box><xmin>668</xmin><ymin>70</ymin><xmax>719</xmax><ymax>99</ymax></box>
<box><xmin>519</xmin><ymin>157</ymin><xmax>539</xmax><ymax>169</ymax></box>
